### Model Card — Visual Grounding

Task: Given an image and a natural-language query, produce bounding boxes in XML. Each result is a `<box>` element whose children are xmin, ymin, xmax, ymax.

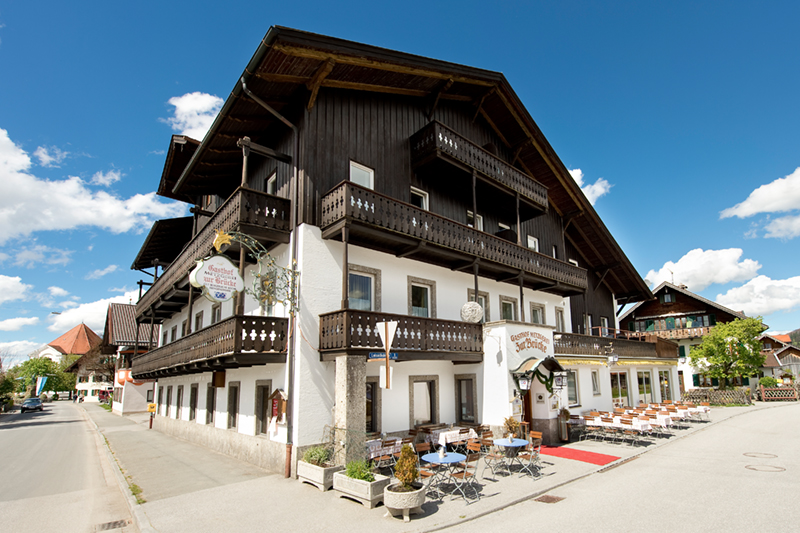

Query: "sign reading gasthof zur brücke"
<box><xmin>190</xmin><ymin>254</ymin><xmax>245</xmax><ymax>303</ymax></box>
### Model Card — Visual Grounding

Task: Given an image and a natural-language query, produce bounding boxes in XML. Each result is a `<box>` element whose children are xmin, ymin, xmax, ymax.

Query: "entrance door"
<box><xmin>522</xmin><ymin>389</ymin><xmax>533</xmax><ymax>429</ymax></box>
<box><xmin>610</xmin><ymin>371</ymin><xmax>629</xmax><ymax>408</ymax></box>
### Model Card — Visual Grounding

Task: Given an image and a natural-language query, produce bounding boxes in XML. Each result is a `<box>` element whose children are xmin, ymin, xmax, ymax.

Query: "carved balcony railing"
<box><xmin>321</xmin><ymin>182</ymin><xmax>587</xmax><ymax>292</ymax></box>
<box><xmin>136</xmin><ymin>187</ymin><xmax>291</xmax><ymax>318</ymax></box>
<box><xmin>132</xmin><ymin>315</ymin><xmax>288</xmax><ymax>378</ymax></box>
<box><xmin>410</xmin><ymin>121</ymin><xmax>548</xmax><ymax>212</ymax></box>
<box><xmin>319</xmin><ymin>309</ymin><xmax>483</xmax><ymax>361</ymax></box>
<box><xmin>554</xmin><ymin>333</ymin><xmax>665</xmax><ymax>359</ymax></box>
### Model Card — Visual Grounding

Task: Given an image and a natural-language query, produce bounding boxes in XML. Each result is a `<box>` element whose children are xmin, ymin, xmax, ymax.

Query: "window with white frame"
<box><xmin>568</xmin><ymin>258</ymin><xmax>579</xmax><ymax>267</ymax></box>
<box><xmin>410</xmin><ymin>186</ymin><xmax>428</xmax><ymax>210</ymax></box>
<box><xmin>211</xmin><ymin>304</ymin><xmax>222</xmax><ymax>325</ymax></box>
<box><xmin>408</xmin><ymin>276</ymin><xmax>435</xmax><ymax>318</ymax></box>
<box><xmin>600</xmin><ymin>316</ymin><xmax>610</xmax><ymax>337</ymax></box>
<box><xmin>583</xmin><ymin>314</ymin><xmax>593</xmax><ymax>335</ymax></box>
<box><xmin>410</xmin><ymin>375</ymin><xmax>439</xmax><ymax>427</ymax></box>
<box><xmin>170</xmin><ymin>325</ymin><xmax>177</xmax><ymax>343</ymax></box>
<box><xmin>552</xmin><ymin>245</ymin><xmax>558</xmax><ymax>259</ymax></box>
<box><xmin>195</xmin><ymin>311</ymin><xmax>204</xmax><ymax>332</ymax></box>
<box><xmin>591</xmin><ymin>370</ymin><xmax>601</xmax><ymax>395</ymax></box>
<box><xmin>265</xmin><ymin>171</ymin><xmax>277</xmax><ymax>195</ymax></box>
<box><xmin>466</xmin><ymin>210</ymin><xmax>484</xmax><ymax>231</ymax></box>
<box><xmin>349</xmin><ymin>161</ymin><xmax>374</xmax><ymax>189</ymax></box>
<box><xmin>348</xmin><ymin>264</ymin><xmax>381</xmax><ymax>311</ymax></box>
<box><xmin>566</xmin><ymin>370</ymin><xmax>579</xmax><ymax>406</ymax></box>
<box><xmin>530</xmin><ymin>303</ymin><xmax>545</xmax><ymax>325</ymax></box>
<box><xmin>498</xmin><ymin>222</ymin><xmax>511</xmax><ymax>231</ymax></box>
<box><xmin>500</xmin><ymin>295</ymin><xmax>518</xmax><ymax>321</ymax></box>
<box><xmin>555</xmin><ymin>307</ymin><xmax>566</xmax><ymax>332</ymax></box>
<box><xmin>637</xmin><ymin>371</ymin><xmax>654</xmax><ymax>404</ymax></box>
<box><xmin>467</xmin><ymin>288</ymin><xmax>490</xmax><ymax>322</ymax></box>
<box><xmin>527</xmin><ymin>236</ymin><xmax>539</xmax><ymax>252</ymax></box>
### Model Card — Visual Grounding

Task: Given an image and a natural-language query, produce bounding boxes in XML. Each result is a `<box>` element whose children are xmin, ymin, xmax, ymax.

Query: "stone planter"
<box><xmin>384</xmin><ymin>482</ymin><xmax>426</xmax><ymax>522</ymax></box>
<box><xmin>296</xmin><ymin>460</ymin><xmax>344</xmax><ymax>491</ymax></box>
<box><xmin>333</xmin><ymin>471</ymin><xmax>391</xmax><ymax>508</ymax></box>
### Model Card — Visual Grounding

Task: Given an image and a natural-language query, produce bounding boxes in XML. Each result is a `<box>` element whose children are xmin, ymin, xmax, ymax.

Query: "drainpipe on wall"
<box><xmin>240</xmin><ymin>78</ymin><xmax>300</xmax><ymax>479</ymax></box>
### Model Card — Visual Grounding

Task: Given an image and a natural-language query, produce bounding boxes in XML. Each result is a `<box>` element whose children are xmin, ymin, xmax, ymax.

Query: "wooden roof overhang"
<box><xmin>172</xmin><ymin>26</ymin><xmax>651</xmax><ymax>304</ymax></box>
<box><xmin>157</xmin><ymin>136</ymin><xmax>201</xmax><ymax>203</ymax></box>
<box><xmin>131</xmin><ymin>216</ymin><xmax>194</xmax><ymax>271</ymax></box>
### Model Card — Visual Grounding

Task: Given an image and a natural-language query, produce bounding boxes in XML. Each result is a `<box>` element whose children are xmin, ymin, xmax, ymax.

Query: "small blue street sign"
<box><xmin>368</xmin><ymin>352</ymin><xmax>398</xmax><ymax>360</ymax></box>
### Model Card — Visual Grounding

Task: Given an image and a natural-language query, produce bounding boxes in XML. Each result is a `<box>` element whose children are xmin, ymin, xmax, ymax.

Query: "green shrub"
<box><xmin>302</xmin><ymin>446</ymin><xmax>331</xmax><ymax>466</ymax></box>
<box><xmin>345</xmin><ymin>460</ymin><xmax>375</xmax><ymax>482</ymax></box>
<box><xmin>759</xmin><ymin>376</ymin><xmax>778</xmax><ymax>388</ymax></box>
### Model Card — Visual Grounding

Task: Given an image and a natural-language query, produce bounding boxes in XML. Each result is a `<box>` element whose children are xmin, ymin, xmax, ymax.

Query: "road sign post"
<box><xmin>376</xmin><ymin>321</ymin><xmax>398</xmax><ymax>389</ymax></box>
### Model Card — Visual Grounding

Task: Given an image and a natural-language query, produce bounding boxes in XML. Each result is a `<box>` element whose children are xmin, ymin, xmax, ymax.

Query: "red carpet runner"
<box><xmin>539</xmin><ymin>445</ymin><xmax>620</xmax><ymax>466</ymax></box>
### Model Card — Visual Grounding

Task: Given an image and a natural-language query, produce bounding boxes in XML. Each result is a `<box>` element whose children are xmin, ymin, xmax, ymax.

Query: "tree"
<box><xmin>12</xmin><ymin>356</ymin><xmax>76</xmax><ymax>396</ymax></box>
<box><xmin>689</xmin><ymin>317</ymin><xmax>766</xmax><ymax>390</ymax></box>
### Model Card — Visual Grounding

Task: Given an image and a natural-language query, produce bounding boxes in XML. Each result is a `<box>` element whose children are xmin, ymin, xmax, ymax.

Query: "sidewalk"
<box><xmin>80</xmin><ymin>402</ymin><xmax>778</xmax><ymax>533</ymax></box>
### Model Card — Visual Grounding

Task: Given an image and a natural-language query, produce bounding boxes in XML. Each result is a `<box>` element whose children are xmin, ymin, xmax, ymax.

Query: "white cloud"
<box><xmin>569</xmin><ymin>168</ymin><xmax>612</xmax><ymax>205</ymax></box>
<box><xmin>12</xmin><ymin>244</ymin><xmax>73</xmax><ymax>268</ymax></box>
<box><xmin>90</xmin><ymin>169</ymin><xmax>122</xmax><ymax>186</ymax></box>
<box><xmin>716</xmin><ymin>275</ymin><xmax>800</xmax><ymax>317</ymax></box>
<box><xmin>85</xmin><ymin>264</ymin><xmax>118</xmax><ymax>279</ymax></box>
<box><xmin>48</xmin><ymin>286</ymin><xmax>69</xmax><ymax>297</ymax></box>
<box><xmin>0</xmin><ymin>274</ymin><xmax>32</xmax><ymax>305</ymax></box>
<box><xmin>161</xmin><ymin>92</ymin><xmax>223</xmax><ymax>141</ymax></box>
<box><xmin>645</xmin><ymin>248</ymin><xmax>761</xmax><ymax>292</ymax></box>
<box><xmin>720</xmin><ymin>167</ymin><xmax>800</xmax><ymax>239</ymax></box>
<box><xmin>47</xmin><ymin>290</ymin><xmax>138</xmax><ymax>333</ymax></box>
<box><xmin>0</xmin><ymin>128</ymin><xmax>185</xmax><ymax>245</ymax></box>
<box><xmin>0</xmin><ymin>316</ymin><xmax>39</xmax><ymax>331</ymax></box>
<box><xmin>0</xmin><ymin>341</ymin><xmax>43</xmax><ymax>368</ymax></box>
<box><xmin>33</xmin><ymin>145</ymin><xmax>69</xmax><ymax>167</ymax></box>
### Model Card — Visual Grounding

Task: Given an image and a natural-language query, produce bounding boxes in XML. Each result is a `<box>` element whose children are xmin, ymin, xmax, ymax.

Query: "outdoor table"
<box><xmin>612</xmin><ymin>416</ymin><xmax>651</xmax><ymax>432</ymax></box>
<box><xmin>366</xmin><ymin>438</ymin><xmax>401</xmax><ymax>460</ymax></box>
<box><xmin>425</xmin><ymin>427</ymin><xmax>478</xmax><ymax>448</ymax></box>
<box><xmin>493</xmin><ymin>438</ymin><xmax>528</xmax><ymax>473</ymax></box>
<box><xmin>421</xmin><ymin>451</ymin><xmax>466</xmax><ymax>498</ymax></box>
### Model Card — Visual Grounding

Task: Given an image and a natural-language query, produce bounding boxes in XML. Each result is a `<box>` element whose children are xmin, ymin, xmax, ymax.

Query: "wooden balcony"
<box><xmin>131</xmin><ymin>315</ymin><xmax>288</xmax><ymax>379</ymax></box>
<box><xmin>554</xmin><ymin>332</ymin><xmax>673</xmax><ymax>359</ymax></box>
<box><xmin>410</xmin><ymin>121</ymin><xmax>548</xmax><ymax>213</ymax></box>
<box><xmin>648</xmin><ymin>327</ymin><xmax>711</xmax><ymax>340</ymax></box>
<box><xmin>320</xmin><ymin>182</ymin><xmax>587</xmax><ymax>296</ymax></box>
<box><xmin>136</xmin><ymin>187</ymin><xmax>291</xmax><ymax>321</ymax></box>
<box><xmin>319</xmin><ymin>309</ymin><xmax>483</xmax><ymax>363</ymax></box>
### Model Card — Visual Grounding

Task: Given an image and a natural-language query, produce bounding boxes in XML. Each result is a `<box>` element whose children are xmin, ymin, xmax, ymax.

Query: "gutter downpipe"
<box><xmin>240</xmin><ymin>77</ymin><xmax>300</xmax><ymax>480</ymax></box>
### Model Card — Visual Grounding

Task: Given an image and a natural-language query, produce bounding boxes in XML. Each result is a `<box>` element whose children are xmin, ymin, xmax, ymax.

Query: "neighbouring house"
<box><xmin>61</xmin><ymin>324</ymin><xmax>107</xmax><ymax>401</ymax></box>
<box><xmin>38</xmin><ymin>323</ymin><xmax>102</xmax><ymax>365</ymax></box>
<box><xmin>128</xmin><ymin>26</ymin><xmax>669</xmax><ymax>474</ymax></box>
<box><xmin>100</xmin><ymin>303</ymin><xmax>159</xmax><ymax>414</ymax></box>
<box><xmin>758</xmin><ymin>334</ymin><xmax>800</xmax><ymax>383</ymax></box>
<box><xmin>620</xmin><ymin>281</ymin><xmax>751</xmax><ymax>394</ymax></box>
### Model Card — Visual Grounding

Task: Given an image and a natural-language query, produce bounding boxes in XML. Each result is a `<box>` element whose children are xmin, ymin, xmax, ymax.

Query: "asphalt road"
<box><xmin>0</xmin><ymin>401</ymin><xmax>135</xmax><ymax>533</ymax></box>
<box><xmin>442</xmin><ymin>402</ymin><xmax>800</xmax><ymax>533</ymax></box>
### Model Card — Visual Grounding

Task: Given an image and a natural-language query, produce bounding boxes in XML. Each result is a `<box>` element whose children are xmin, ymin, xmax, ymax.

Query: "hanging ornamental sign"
<box><xmin>190</xmin><ymin>254</ymin><xmax>245</xmax><ymax>303</ymax></box>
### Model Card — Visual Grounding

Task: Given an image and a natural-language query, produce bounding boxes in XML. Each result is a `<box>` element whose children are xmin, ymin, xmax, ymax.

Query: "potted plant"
<box><xmin>384</xmin><ymin>445</ymin><xmax>426</xmax><ymax>522</ymax></box>
<box><xmin>333</xmin><ymin>459</ymin><xmax>390</xmax><ymax>508</ymax></box>
<box><xmin>503</xmin><ymin>416</ymin><xmax>521</xmax><ymax>440</ymax></box>
<box><xmin>296</xmin><ymin>445</ymin><xmax>343</xmax><ymax>491</ymax></box>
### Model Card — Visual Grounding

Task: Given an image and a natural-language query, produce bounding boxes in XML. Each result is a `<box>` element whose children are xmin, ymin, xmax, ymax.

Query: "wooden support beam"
<box><xmin>396</xmin><ymin>241</ymin><xmax>426</xmax><ymax>259</ymax></box>
<box><xmin>306</xmin><ymin>59</ymin><xmax>336</xmax><ymax>110</ymax></box>
<box><xmin>236</xmin><ymin>137</ymin><xmax>292</xmax><ymax>164</ymax></box>
<box><xmin>472</xmin><ymin>87</ymin><xmax>496</xmax><ymax>122</ymax></box>
<box><xmin>427</xmin><ymin>78</ymin><xmax>453</xmax><ymax>119</ymax></box>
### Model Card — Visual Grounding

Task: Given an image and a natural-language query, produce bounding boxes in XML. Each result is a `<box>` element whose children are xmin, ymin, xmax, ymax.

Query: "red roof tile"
<box><xmin>48</xmin><ymin>324</ymin><xmax>102</xmax><ymax>355</ymax></box>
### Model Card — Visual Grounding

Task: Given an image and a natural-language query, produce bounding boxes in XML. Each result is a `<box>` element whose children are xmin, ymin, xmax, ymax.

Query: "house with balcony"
<box><xmin>620</xmin><ymin>281</ymin><xmax>750</xmax><ymax>394</ymax></box>
<box><xmin>758</xmin><ymin>334</ymin><xmax>800</xmax><ymax>384</ymax></box>
<box><xmin>129</xmin><ymin>26</ymin><xmax>664</xmax><ymax>473</ymax></box>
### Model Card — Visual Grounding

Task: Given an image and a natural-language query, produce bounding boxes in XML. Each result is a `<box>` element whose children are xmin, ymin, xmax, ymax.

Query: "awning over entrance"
<box><xmin>511</xmin><ymin>356</ymin><xmax>565</xmax><ymax>376</ymax></box>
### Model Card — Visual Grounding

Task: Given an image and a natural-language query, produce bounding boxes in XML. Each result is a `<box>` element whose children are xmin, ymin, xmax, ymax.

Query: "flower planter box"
<box><xmin>384</xmin><ymin>482</ymin><xmax>426</xmax><ymax>522</ymax></box>
<box><xmin>333</xmin><ymin>471</ymin><xmax>390</xmax><ymax>509</ymax></box>
<box><xmin>296</xmin><ymin>460</ymin><xmax>344</xmax><ymax>492</ymax></box>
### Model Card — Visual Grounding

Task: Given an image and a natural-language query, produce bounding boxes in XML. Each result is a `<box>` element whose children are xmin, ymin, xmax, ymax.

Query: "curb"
<box><xmin>78</xmin><ymin>405</ymin><xmax>158</xmax><ymax>533</ymax></box>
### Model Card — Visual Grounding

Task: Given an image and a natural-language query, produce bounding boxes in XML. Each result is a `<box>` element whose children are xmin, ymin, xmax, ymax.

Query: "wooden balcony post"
<box><xmin>240</xmin><ymin>136</ymin><xmax>250</xmax><ymax>187</ymax></box>
<box><xmin>185</xmin><ymin>285</ymin><xmax>195</xmax><ymax>335</ymax></box>
<box><xmin>516</xmin><ymin>192</ymin><xmax>522</xmax><ymax>246</ymax></box>
<box><xmin>237</xmin><ymin>246</ymin><xmax>247</xmax><ymax>316</ymax></box>
<box><xmin>341</xmin><ymin>226</ymin><xmax>349</xmax><ymax>309</ymax></box>
<box><xmin>519</xmin><ymin>272</ymin><xmax>525</xmax><ymax>322</ymax></box>
<box><xmin>472</xmin><ymin>170</ymin><xmax>477</xmax><ymax>228</ymax></box>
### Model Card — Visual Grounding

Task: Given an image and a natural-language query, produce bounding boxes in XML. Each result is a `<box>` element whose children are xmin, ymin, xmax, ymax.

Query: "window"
<box><xmin>610</xmin><ymin>371</ymin><xmax>629</xmax><ymax>408</ymax></box>
<box><xmin>637</xmin><ymin>371</ymin><xmax>653</xmax><ymax>404</ymax></box>
<box><xmin>410</xmin><ymin>376</ymin><xmax>439</xmax><ymax>427</ymax></box>
<box><xmin>661</xmin><ymin>293</ymin><xmax>675</xmax><ymax>304</ymax></box>
<box><xmin>165</xmin><ymin>386</ymin><xmax>173</xmax><ymax>418</ymax></box>
<box><xmin>527</xmin><ymin>236</ymin><xmax>539</xmax><ymax>252</ymax></box>
<box><xmin>162</xmin><ymin>331</ymin><xmax>168</xmax><ymax>346</ymax></box>
<box><xmin>147</xmin><ymin>388</ymin><xmax>154</xmax><ymax>403</ymax></box>
<box><xmin>659</xmin><ymin>370</ymin><xmax>671</xmax><ymax>401</ymax></box>
<box><xmin>410</xmin><ymin>187</ymin><xmax>428</xmax><ymax>210</ymax></box>
<box><xmin>255</xmin><ymin>380</ymin><xmax>271</xmax><ymax>435</ymax></box>
<box><xmin>555</xmin><ymin>307</ymin><xmax>566</xmax><ymax>332</ymax></box>
<box><xmin>568</xmin><ymin>258</ymin><xmax>579</xmax><ymax>267</ymax></box>
<box><xmin>500</xmin><ymin>296</ymin><xmax>517</xmax><ymax>321</ymax></box>
<box><xmin>498</xmin><ymin>222</ymin><xmax>511</xmax><ymax>231</ymax></box>
<box><xmin>265</xmin><ymin>171</ymin><xmax>277</xmax><ymax>195</ymax></box>
<box><xmin>600</xmin><ymin>316</ymin><xmax>610</xmax><ymax>337</ymax></box>
<box><xmin>349</xmin><ymin>161</ymin><xmax>374</xmax><ymax>189</ymax></box>
<box><xmin>466</xmin><ymin>210</ymin><xmax>484</xmax><ymax>231</ymax></box>
<box><xmin>583</xmin><ymin>314</ymin><xmax>593</xmax><ymax>335</ymax></box>
<box><xmin>206</xmin><ymin>383</ymin><xmax>216</xmax><ymax>425</ymax></box>
<box><xmin>408</xmin><ymin>276</ymin><xmax>436</xmax><ymax>318</ymax></box>
<box><xmin>591</xmin><ymin>370</ymin><xmax>601</xmax><ymax>395</ymax></box>
<box><xmin>228</xmin><ymin>381</ymin><xmax>239</xmax><ymax>429</ymax></box>
<box><xmin>189</xmin><ymin>384</ymin><xmax>198</xmax><ymax>421</ymax></box>
<box><xmin>211</xmin><ymin>304</ymin><xmax>222</xmax><ymax>325</ymax></box>
<box><xmin>349</xmin><ymin>273</ymin><xmax>373</xmax><ymax>311</ymax></box>
<box><xmin>530</xmin><ymin>303</ymin><xmax>545</xmax><ymax>325</ymax></box>
<box><xmin>181</xmin><ymin>320</ymin><xmax>188</xmax><ymax>337</ymax></box>
<box><xmin>176</xmin><ymin>385</ymin><xmax>183</xmax><ymax>420</ymax></box>
<box><xmin>566</xmin><ymin>370</ymin><xmax>579</xmax><ymax>406</ymax></box>
<box><xmin>467</xmin><ymin>289</ymin><xmax>490</xmax><ymax>322</ymax></box>
<box><xmin>455</xmin><ymin>375</ymin><xmax>477</xmax><ymax>424</ymax></box>
<box><xmin>227</xmin><ymin>382</ymin><xmax>240</xmax><ymax>430</ymax></box>
<box><xmin>366</xmin><ymin>377</ymin><xmax>381</xmax><ymax>434</ymax></box>
<box><xmin>170</xmin><ymin>326</ymin><xmax>178</xmax><ymax>343</ymax></box>
<box><xmin>552</xmin><ymin>245</ymin><xmax>558</xmax><ymax>259</ymax></box>
<box><xmin>195</xmin><ymin>311</ymin><xmax>204</xmax><ymax>332</ymax></box>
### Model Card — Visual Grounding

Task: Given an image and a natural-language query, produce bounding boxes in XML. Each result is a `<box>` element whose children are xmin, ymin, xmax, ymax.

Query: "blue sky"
<box><xmin>1</xmin><ymin>1</ymin><xmax>799</xmax><ymax>366</ymax></box>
